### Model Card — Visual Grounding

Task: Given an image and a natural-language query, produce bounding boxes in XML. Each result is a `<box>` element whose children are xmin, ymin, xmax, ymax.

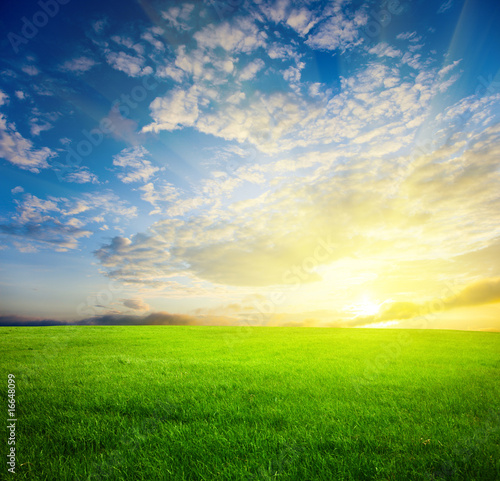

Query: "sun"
<box><xmin>352</xmin><ymin>295</ymin><xmax>381</xmax><ymax>316</ymax></box>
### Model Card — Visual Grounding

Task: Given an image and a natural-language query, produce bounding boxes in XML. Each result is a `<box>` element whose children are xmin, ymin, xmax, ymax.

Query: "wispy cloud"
<box><xmin>113</xmin><ymin>146</ymin><xmax>159</xmax><ymax>183</ymax></box>
<box><xmin>121</xmin><ymin>298</ymin><xmax>151</xmax><ymax>311</ymax></box>
<box><xmin>438</xmin><ymin>0</ymin><xmax>454</xmax><ymax>14</ymax></box>
<box><xmin>60</xmin><ymin>56</ymin><xmax>97</xmax><ymax>73</ymax></box>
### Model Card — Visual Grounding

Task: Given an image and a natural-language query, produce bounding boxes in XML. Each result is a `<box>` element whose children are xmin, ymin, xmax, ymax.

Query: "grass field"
<box><xmin>0</xmin><ymin>326</ymin><xmax>499</xmax><ymax>480</ymax></box>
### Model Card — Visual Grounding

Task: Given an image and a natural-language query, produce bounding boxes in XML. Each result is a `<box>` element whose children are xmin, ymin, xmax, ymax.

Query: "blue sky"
<box><xmin>1</xmin><ymin>0</ymin><xmax>499</xmax><ymax>329</ymax></box>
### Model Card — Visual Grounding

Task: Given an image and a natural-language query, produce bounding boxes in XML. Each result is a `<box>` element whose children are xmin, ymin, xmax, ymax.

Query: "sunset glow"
<box><xmin>1</xmin><ymin>0</ymin><xmax>499</xmax><ymax>330</ymax></box>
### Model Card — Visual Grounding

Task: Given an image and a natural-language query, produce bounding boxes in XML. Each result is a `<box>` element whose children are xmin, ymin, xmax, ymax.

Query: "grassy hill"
<box><xmin>1</xmin><ymin>326</ymin><xmax>499</xmax><ymax>480</ymax></box>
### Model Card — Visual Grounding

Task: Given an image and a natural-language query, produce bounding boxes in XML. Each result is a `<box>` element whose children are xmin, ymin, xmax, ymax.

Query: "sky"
<box><xmin>0</xmin><ymin>0</ymin><xmax>499</xmax><ymax>330</ymax></box>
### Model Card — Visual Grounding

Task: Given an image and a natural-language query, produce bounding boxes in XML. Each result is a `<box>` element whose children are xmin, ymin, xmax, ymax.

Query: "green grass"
<box><xmin>0</xmin><ymin>326</ymin><xmax>499</xmax><ymax>480</ymax></box>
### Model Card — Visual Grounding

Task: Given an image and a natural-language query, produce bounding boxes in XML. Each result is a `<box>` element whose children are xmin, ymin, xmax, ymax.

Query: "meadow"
<box><xmin>0</xmin><ymin>326</ymin><xmax>499</xmax><ymax>480</ymax></box>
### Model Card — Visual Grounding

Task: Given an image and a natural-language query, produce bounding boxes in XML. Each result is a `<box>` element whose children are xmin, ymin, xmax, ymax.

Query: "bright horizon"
<box><xmin>1</xmin><ymin>0</ymin><xmax>499</xmax><ymax>330</ymax></box>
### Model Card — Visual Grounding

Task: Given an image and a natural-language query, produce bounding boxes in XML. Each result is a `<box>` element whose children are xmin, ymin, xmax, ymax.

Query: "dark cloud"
<box><xmin>0</xmin><ymin>315</ymin><xmax>70</xmax><ymax>326</ymax></box>
<box><xmin>0</xmin><ymin>312</ymin><xmax>234</xmax><ymax>327</ymax></box>
<box><xmin>121</xmin><ymin>298</ymin><xmax>150</xmax><ymax>311</ymax></box>
<box><xmin>0</xmin><ymin>221</ymin><xmax>92</xmax><ymax>249</ymax></box>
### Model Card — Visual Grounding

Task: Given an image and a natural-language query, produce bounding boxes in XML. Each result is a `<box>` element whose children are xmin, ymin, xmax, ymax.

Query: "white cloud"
<box><xmin>141</xmin><ymin>28</ymin><xmax>165</xmax><ymax>51</ymax></box>
<box><xmin>14</xmin><ymin>91</ymin><xmax>26</xmax><ymax>100</ymax></box>
<box><xmin>92</xmin><ymin>19</ymin><xmax>107</xmax><ymax>33</ymax></box>
<box><xmin>11</xmin><ymin>186</ymin><xmax>24</xmax><ymax>194</ymax></box>
<box><xmin>113</xmin><ymin>146</ymin><xmax>159</xmax><ymax>183</ymax></box>
<box><xmin>60</xmin><ymin>57</ymin><xmax>97</xmax><ymax>73</ymax></box>
<box><xmin>22</xmin><ymin>66</ymin><xmax>39</xmax><ymax>76</ymax></box>
<box><xmin>1</xmin><ymin>189</ymin><xmax>138</xmax><ymax>253</ymax></box>
<box><xmin>104</xmin><ymin>50</ymin><xmax>152</xmax><ymax>77</ymax></box>
<box><xmin>95</xmin><ymin>119</ymin><xmax>500</xmax><ymax>289</ymax></box>
<box><xmin>143</xmin><ymin>86</ymin><xmax>200</xmax><ymax>132</ymax></box>
<box><xmin>396</xmin><ymin>31</ymin><xmax>421</xmax><ymax>42</ymax></box>
<box><xmin>30</xmin><ymin>119</ymin><xmax>52</xmax><ymax>136</ymax></box>
<box><xmin>0</xmin><ymin>91</ymin><xmax>8</xmax><ymax>106</ymax></box>
<box><xmin>162</xmin><ymin>3</ymin><xmax>194</xmax><ymax>31</ymax></box>
<box><xmin>194</xmin><ymin>17</ymin><xmax>267</xmax><ymax>54</ymax></box>
<box><xmin>0</xmin><ymin>194</ymin><xmax>91</xmax><ymax>252</ymax></box>
<box><xmin>438</xmin><ymin>59</ymin><xmax>461</xmax><ymax>78</ymax></box>
<box><xmin>64</xmin><ymin>169</ymin><xmax>99</xmax><ymax>184</ymax></box>
<box><xmin>139</xmin><ymin>181</ymin><xmax>180</xmax><ymax>215</ymax></box>
<box><xmin>306</xmin><ymin>4</ymin><xmax>368</xmax><ymax>52</ymax></box>
<box><xmin>238</xmin><ymin>59</ymin><xmax>265</xmax><ymax>81</ymax></box>
<box><xmin>111</xmin><ymin>36</ymin><xmax>145</xmax><ymax>55</ymax></box>
<box><xmin>260</xmin><ymin>0</ymin><xmax>291</xmax><ymax>24</ymax></box>
<box><xmin>226</xmin><ymin>91</ymin><xmax>246</xmax><ymax>104</ymax></box>
<box><xmin>286</xmin><ymin>8</ymin><xmax>318</xmax><ymax>35</ymax></box>
<box><xmin>0</xmin><ymin>114</ymin><xmax>56</xmax><ymax>173</ymax></box>
<box><xmin>157</xmin><ymin>64</ymin><xmax>185</xmax><ymax>82</ymax></box>
<box><xmin>438</xmin><ymin>0</ymin><xmax>454</xmax><ymax>14</ymax></box>
<box><xmin>368</xmin><ymin>42</ymin><xmax>401</xmax><ymax>58</ymax></box>
<box><xmin>143</xmin><ymin>56</ymin><xmax>462</xmax><ymax>155</ymax></box>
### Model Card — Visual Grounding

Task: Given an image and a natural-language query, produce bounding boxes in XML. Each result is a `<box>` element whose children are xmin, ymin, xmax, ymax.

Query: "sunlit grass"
<box><xmin>0</xmin><ymin>326</ymin><xmax>499</xmax><ymax>480</ymax></box>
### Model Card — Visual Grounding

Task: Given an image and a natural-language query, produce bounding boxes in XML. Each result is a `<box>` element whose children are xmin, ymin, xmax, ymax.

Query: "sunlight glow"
<box><xmin>351</xmin><ymin>295</ymin><xmax>381</xmax><ymax>317</ymax></box>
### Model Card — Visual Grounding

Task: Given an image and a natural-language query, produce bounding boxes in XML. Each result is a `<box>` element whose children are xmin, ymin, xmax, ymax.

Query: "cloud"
<box><xmin>0</xmin><ymin>315</ymin><xmax>70</xmax><ymax>327</ymax></box>
<box><xmin>193</xmin><ymin>17</ymin><xmax>267</xmax><ymax>54</ymax></box>
<box><xmin>444</xmin><ymin>278</ymin><xmax>500</xmax><ymax>308</ymax></box>
<box><xmin>260</xmin><ymin>0</ymin><xmax>291</xmax><ymax>24</ymax></box>
<box><xmin>143</xmin><ymin>86</ymin><xmax>200</xmax><ymax>132</ymax></box>
<box><xmin>121</xmin><ymin>298</ymin><xmax>151</xmax><ymax>311</ymax></box>
<box><xmin>286</xmin><ymin>8</ymin><xmax>318</xmax><ymax>36</ymax></box>
<box><xmin>0</xmin><ymin>312</ymin><xmax>237</xmax><ymax>326</ymax></box>
<box><xmin>60</xmin><ymin>57</ymin><xmax>97</xmax><ymax>73</ymax></box>
<box><xmin>144</xmin><ymin>53</ymin><xmax>461</xmax><ymax>154</ymax></box>
<box><xmin>0</xmin><ymin>191</ymin><xmax>137</xmax><ymax>252</ymax></box>
<box><xmin>351</xmin><ymin>278</ymin><xmax>500</xmax><ymax>327</ymax></box>
<box><xmin>0</xmin><ymin>218</ymin><xmax>92</xmax><ymax>252</ymax></box>
<box><xmin>95</xmin><ymin>113</ymin><xmax>500</xmax><ymax>291</ymax></box>
<box><xmin>139</xmin><ymin>181</ymin><xmax>180</xmax><ymax>215</ymax></box>
<box><xmin>64</xmin><ymin>169</ymin><xmax>99</xmax><ymax>184</ymax></box>
<box><xmin>161</xmin><ymin>3</ymin><xmax>194</xmax><ymax>31</ymax></box>
<box><xmin>0</xmin><ymin>113</ymin><xmax>56</xmax><ymax>173</ymax></box>
<box><xmin>368</xmin><ymin>42</ymin><xmax>401</xmax><ymax>58</ymax></box>
<box><xmin>111</xmin><ymin>35</ymin><xmax>145</xmax><ymax>55</ymax></box>
<box><xmin>141</xmin><ymin>27</ymin><xmax>165</xmax><ymax>51</ymax></box>
<box><xmin>104</xmin><ymin>50</ymin><xmax>152</xmax><ymax>77</ymax></box>
<box><xmin>438</xmin><ymin>0</ymin><xmax>454</xmax><ymax>14</ymax></box>
<box><xmin>22</xmin><ymin>65</ymin><xmax>39</xmax><ymax>76</ymax></box>
<box><xmin>305</xmin><ymin>4</ymin><xmax>368</xmax><ymax>52</ymax></box>
<box><xmin>92</xmin><ymin>19</ymin><xmax>107</xmax><ymax>33</ymax></box>
<box><xmin>11</xmin><ymin>186</ymin><xmax>24</xmax><ymax>194</ymax></box>
<box><xmin>113</xmin><ymin>146</ymin><xmax>159</xmax><ymax>183</ymax></box>
<box><xmin>238</xmin><ymin>59</ymin><xmax>265</xmax><ymax>81</ymax></box>
<box><xmin>396</xmin><ymin>31</ymin><xmax>419</xmax><ymax>41</ymax></box>
<box><xmin>0</xmin><ymin>91</ymin><xmax>8</xmax><ymax>106</ymax></box>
